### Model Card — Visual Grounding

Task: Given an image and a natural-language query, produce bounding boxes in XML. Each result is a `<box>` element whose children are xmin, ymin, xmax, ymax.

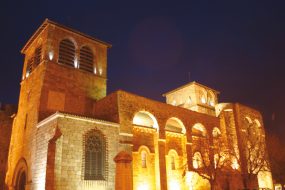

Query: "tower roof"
<box><xmin>21</xmin><ymin>19</ymin><xmax>112</xmax><ymax>53</ymax></box>
<box><xmin>162</xmin><ymin>81</ymin><xmax>220</xmax><ymax>97</ymax></box>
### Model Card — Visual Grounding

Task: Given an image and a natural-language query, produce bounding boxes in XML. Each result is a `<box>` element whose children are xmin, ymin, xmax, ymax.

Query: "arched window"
<box><xmin>254</xmin><ymin>119</ymin><xmax>261</xmax><ymax>127</ymax></box>
<box><xmin>25</xmin><ymin>46</ymin><xmax>42</xmax><ymax>78</ymax></box>
<box><xmin>192</xmin><ymin>123</ymin><xmax>207</xmax><ymax>137</ymax></box>
<box><xmin>245</xmin><ymin>117</ymin><xmax>253</xmax><ymax>125</ymax></box>
<box><xmin>212</xmin><ymin>127</ymin><xmax>221</xmax><ymax>138</ymax></box>
<box><xmin>165</xmin><ymin>117</ymin><xmax>186</xmax><ymax>134</ymax></box>
<box><xmin>141</xmin><ymin>151</ymin><xmax>147</xmax><ymax>168</ymax></box>
<box><xmin>193</xmin><ymin>152</ymin><xmax>203</xmax><ymax>169</ymax></box>
<box><xmin>168</xmin><ymin>150</ymin><xmax>178</xmax><ymax>171</ymax></box>
<box><xmin>208</xmin><ymin>91</ymin><xmax>215</xmax><ymax>106</ymax></box>
<box><xmin>80</xmin><ymin>46</ymin><xmax>94</xmax><ymax>73</ymax></box>
<box><xmin>133</xmin><ymin>111</ymin><xmax>159</xmax><ymax>130</ymax></box>
<box><xmin>84</xmin><ymin>129</ymin><xmax>106</xmax><ymax>180</ymax></box>
<box><xmin>58</xmin><ymin>39</ymin><xmax>75</xmax><ymax>67</ymax></box>
<box><xmin>245</xmin><ymin>117</ymin><xmax>257</xmax><ymax>137</ymax></box>
<box><xmin>25</xmin><ymin>58</ymin><xmax>33</xmax><ymax>77</ymax></box>
<box><xmin>170</xmin><ymin>155</ymin><xmax>175</xmax><ymax>170</ymax></box>
<box><xmin>34</xmin><ymin>46</ymin><xmax>42</xmax><ymax>66</ymax></box>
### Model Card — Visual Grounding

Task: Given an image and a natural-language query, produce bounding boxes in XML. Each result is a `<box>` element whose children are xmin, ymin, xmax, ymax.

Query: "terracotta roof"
<box><xmin>162</xmin><ymin>81</ymin><xmax>220</xmax><ymax>97</ymax></box>
<box><xmin>21</xmin><ymin>18</ymin><xmax>112</xmax><ymax>53</ymax></box>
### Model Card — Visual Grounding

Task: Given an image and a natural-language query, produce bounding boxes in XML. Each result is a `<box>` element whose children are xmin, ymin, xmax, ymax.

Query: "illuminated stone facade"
<box><xmin>0</xmin><ymin>104</ymin><xmax>16</xmax><ymax>190</ymax></box>
<box><xmin>4</xmin><ymin>19</ymin><xmax>273</xmax><ymax>190</ymax></box>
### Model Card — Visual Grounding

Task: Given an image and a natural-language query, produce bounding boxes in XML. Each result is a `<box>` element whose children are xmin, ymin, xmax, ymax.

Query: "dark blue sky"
<box><xmin>0</xmin><ymin>0</ymin><xmax>284</xmax><ymax>136</ymax></box>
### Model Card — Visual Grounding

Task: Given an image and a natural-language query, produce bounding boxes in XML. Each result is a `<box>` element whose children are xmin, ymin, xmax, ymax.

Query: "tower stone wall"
<box><xmin>0</xmin><ymin>104</ymin><xmax>16</xmax><ymax>190</ymax></box>
<box><xmin>5</xmin><ymin>19</ymin><xmax>110</xmax><ymax>190</ymax></box>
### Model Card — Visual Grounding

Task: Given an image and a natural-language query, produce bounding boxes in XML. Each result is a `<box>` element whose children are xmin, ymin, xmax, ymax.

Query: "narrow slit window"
<box><xmin>141</xmin><ymin>151</ymin><xmax>147</xmax><ymax>168</ymax></box>
<box><xmin>170</xmin><ymin>155</ymin><xmax>175</xmax><ymax>170</ymax></box>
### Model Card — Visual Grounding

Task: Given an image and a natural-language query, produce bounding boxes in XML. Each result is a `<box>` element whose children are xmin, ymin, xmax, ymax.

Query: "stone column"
<box><xmin>186</xmin><ymin>143</ymin><xmax>193</xmax><ymax>170</ymax></box>
<box><xmin>158</xmin><ymin>140</ymin><xmax>168</xmax><ymax>190</ymax></box>
<box><xmin>186</xmin><ymin>131</ymin><xmax>193</xmax><ymax>170</ymax></box>
<box><xmin>114</xmin><ymin>151</ymin><xmax>133</xmax><ymax>190</ymax></box>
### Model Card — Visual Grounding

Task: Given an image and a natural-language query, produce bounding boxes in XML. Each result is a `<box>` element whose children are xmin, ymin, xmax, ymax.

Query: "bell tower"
<box><xmin>5</xmin><ymin>19</ymin><xmax>111</xmax><ymax>188</ymax></box>
<box><xmin>20</xmin><ymin>19</ymin><xmax>111</xmax><ymax>120</ymax></box>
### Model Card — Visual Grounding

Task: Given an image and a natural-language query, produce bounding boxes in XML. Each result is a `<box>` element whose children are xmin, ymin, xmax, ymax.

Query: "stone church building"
<box><xmin>3</xmin><ymin>19</ymin><xmax>273</xmax><ymax>190</ymax></box>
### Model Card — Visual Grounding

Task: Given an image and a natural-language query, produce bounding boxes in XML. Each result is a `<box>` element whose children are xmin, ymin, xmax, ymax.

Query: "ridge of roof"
<box><xmin>21</xmin><ymin>18</ymin><xmax>112</xmax><ymax>53</ymax></box>
<box><xmin>36</xmin><ymin>111</ymin><xmax>119</xmax><ymax>128</ymax></box>
<box><xmin>162</xmin><ymin>81</ymin><xmax>220</xmax><ymax>97</ymax></box>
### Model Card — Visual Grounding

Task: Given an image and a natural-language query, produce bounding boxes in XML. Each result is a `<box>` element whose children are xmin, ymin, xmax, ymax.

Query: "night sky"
<box><xmin>0</xmin><ymin>1</ymin><xmax>284</xmax><ymax>137</ymax></box>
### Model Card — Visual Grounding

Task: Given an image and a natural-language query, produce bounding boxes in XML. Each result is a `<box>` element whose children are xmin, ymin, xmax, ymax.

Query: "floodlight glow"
<box><xmin>169</xmin><ymin>180</ymin><xmax>180</xmax><ymax>190</ymax></box>
<box><xmin>137</xmin><ymin>183</ymin><xmax>149</xmax><ymax>190</ymax></box>
<box><xmin>231</xmin><ymin>158</ymin><xmax>239</xmax><ymax>170</ymax></box>
<box><xmin>48</xmin><ymin>51</ymin><xmax>54</xmax><ymax>61</ymax></box>
<box><xmin>74</xmin><ymin>57</ymin><xmax>78</xmax><ymax>68</ymax></box>
<box><xmin>201</xmin><ymin>96</ymin><xmax>206</xmax><ymax>104</ymax></box>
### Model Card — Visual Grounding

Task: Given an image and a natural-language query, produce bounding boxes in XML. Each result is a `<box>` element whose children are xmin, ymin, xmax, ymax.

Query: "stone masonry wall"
<box><xmin>6</xmin><ymin>20</ymin><xmax>110</xmax><ymax>189</ymax></box>
<box><xmin>29</xmin><ymin>114</ymin><xmax>120</xmax><ymax>190</ymax></box>
<box><xmin>0</xmin><ymin>105</ymin><xmax>16</xmax><ymax>190</ymax></box>
<box><xmin>6</xmin><ymin>61</ymin><xmax>46</xmax><ymax>188</ymax></box>
<box><xmin>94</xmin><ymin>90</ymin><xmax>223</xmax><ymax>190</ymax></box>
<box><xmin>54</xmin><ymin>116</ymin><xmax>119</xmax><ymax>190</ymax></box>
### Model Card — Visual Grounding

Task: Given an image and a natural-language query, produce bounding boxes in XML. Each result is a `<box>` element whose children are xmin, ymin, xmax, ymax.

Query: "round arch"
<box><xmin>212</xmin><ymin>127</ymin><xmax>221</xmax><ymax>138</ymax></box>
<box><xmin>58</xmin><ymin>38</ymin><xmax>77</xmax><ymax>68</ymax></box>
<box><xmin>245</xmin><ymin>116</ymin><xmax>253</xmax><ymax>124</ymax></box>
<box><xmin>138</xmin><ymin>145</ymin><xmax>151</xmax><ymax>155</ymax></box>
<box><xmin>254</xmin><ymin>119</ymin><xmax>261</xmax><ymax>127</ymax></box>
<box><xmin>58</xmin><ymin>36</ymin><xmax>78</xmax><ymax>49</ymax></box>
<box><xmin>193</xmin><ymin>151</ymin><xmax>203</xmax><ymax>169</ymax></box>
<box><xmin>192</xmin><ymin>123</ymin><xmax>207</xmax><ymax>137</ymax></box>
<box><xmin>12</xmin><ymin>158</ymin><xmax>28</xmax><ymax>190</ymax></box>
<box><xmin>165</xmin><ymin>117</ymin><xmax>186</xmax><ymax>134</ymax></box>
<box><xmin>138</xmin><ymin>145</ymin><xmax>151</xmax><ymax>169</ymax></box>
<box><xmin>168</xmin><ymin>149</ymin><xmax>179</xmax><ymax>157</ymax></box>
<box><xmin>133</xmin><ymin>111</ymin><xmax>159</xmax><ymax>131</ymax></box>
<box><xmin>79</xmin><ymin>43</ymin><xmax>96</xmax><ymax>55</ymax></box>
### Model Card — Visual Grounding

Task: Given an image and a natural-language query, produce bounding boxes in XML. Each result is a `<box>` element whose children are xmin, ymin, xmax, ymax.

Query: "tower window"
<box><xmin>34</xmin><ymin>46</ymin><xmax>42</xmax><ymax>66</ymax></box>
<box><xmin>84</xmin><ymin>129</ymin><xmax>106</xmax><ymax>180</ymax></box>
<box><xmin>25</xmin><ymin>58</ymin><xmax>33</xmax><ymax>77</ymax></box>
<box><xmin>141</xmin><ymin>151</ymin><xmax>147</xmax><ymax>168</ymax></box>
<box><xmin>58</xmin><ymin>39</ymin><xmax>75</xmax><ymax>67</ymax></box>
<box><xmin>80</xmin><ymin>46</ymin><xmax>94</xmax><ymax>73</ymax></box>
